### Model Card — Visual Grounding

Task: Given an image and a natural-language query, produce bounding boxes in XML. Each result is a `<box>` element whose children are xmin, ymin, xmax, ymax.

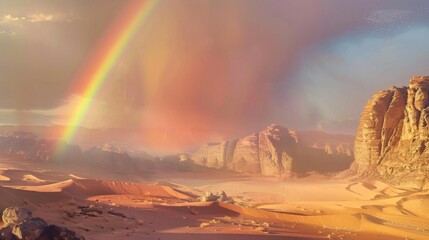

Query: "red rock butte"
<box><xmin>352</xmin><ymin>75</ymin><xmax>429</xmax><ymax>189</ymax></box>
<box><xmin>188</xmin><ymin>124</ymin><xmax>353</xmax><ymax>177</ymax></box>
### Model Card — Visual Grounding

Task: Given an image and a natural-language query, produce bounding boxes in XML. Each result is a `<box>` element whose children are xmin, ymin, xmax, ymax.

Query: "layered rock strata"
<box><xmin>352</xmin><ymin>76</ymin><xmax>429</xmax><ymax>188</ymax></box>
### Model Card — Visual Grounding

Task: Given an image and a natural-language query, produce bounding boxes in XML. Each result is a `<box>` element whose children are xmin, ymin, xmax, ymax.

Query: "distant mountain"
<box><xmin>0</xmin><ymin>131</ymin><xmax>148</xmax><ymax>173</ymax></box>
<box><xmin>0</xmin><ymin>131</ymin><xmax>82</xmax><ymax>162</ymax></box>
<box><xmin>186</xmin><ymin>124</ymin><xmax>354</xmax><ymax>176</ymax></box>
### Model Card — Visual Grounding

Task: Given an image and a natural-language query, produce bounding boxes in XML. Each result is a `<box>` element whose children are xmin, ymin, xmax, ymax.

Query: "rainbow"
<box><xmin>57</xmin><ymin>0</ymin><xmax>158</xmax><ymax>150</ymax></box>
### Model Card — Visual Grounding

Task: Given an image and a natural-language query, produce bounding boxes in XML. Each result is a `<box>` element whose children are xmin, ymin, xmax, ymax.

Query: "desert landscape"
<box><xmin>2</xmin><ymin>0</ymin><xmax>429</xmax><ymax>239</ymax></box>
<box><xmin>2</xmin><ymin>77</ymin><xmax>429</xmax><ymax>239</ymax></box>
<box><xmin>1</xmin><ymin>148</ymin><xmax>429</xmax><ymax>240</ymax></box>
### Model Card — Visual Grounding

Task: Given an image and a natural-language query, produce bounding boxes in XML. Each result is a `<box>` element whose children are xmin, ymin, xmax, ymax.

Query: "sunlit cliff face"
<box><xmin>2</xmin><ymin>0</ymin><xmax>429</xmax><ymax>151</ymax></box>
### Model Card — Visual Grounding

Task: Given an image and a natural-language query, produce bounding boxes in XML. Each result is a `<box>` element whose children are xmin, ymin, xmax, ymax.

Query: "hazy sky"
<box><xmin>1</xmin><ymin>0</ymin><xmax>429</xmax><ymax>150</ymax></box>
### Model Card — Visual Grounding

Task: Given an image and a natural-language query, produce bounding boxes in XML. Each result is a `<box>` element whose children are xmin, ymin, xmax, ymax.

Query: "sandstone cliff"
<box><xmin>191</xmin><ymin>124</ymin><xmax>354</xmax><ymax>176</ymax></box>
<box><xmin>352</xmin><ymin>76</ymin><xmax>429</xmax><ymax>188</ymax></box>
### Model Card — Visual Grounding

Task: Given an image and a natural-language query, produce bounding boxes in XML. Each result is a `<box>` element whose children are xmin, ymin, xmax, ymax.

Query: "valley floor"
<box><xmin>0</xmin><ymin>157</ymin><xmax>428</xmax><ymax>240</ymax></box>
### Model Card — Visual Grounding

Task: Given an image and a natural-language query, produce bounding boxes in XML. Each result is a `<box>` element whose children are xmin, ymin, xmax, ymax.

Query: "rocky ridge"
<box><xmin>0</xmin><ymin>132</ymin><xmax>142</xmax><ymax>173</ymax></box>
<box><xmin>352</xmin><ymin>76</ymin><xmax>429</xmax><ymax>188</ymax></box>
<box><xmin>189</xmin><ymin>124</ymin><xmax>353</xmax><ymax>176</ymax></box>
<box><xmin>0</xmin><ymin>132</ymin><xmax>82</xmax><ymax>162</ymax></box>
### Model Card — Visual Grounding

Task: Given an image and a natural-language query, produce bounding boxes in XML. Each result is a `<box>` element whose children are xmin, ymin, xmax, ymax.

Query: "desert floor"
<box><xmin>0</xmin><ymin>158</ymin><xmax>428</xmax><ymax>240</ymax></box>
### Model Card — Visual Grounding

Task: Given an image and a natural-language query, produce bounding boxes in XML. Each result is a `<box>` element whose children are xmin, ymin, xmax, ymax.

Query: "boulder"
<box><xmin>12</xmin><ymin>217</ymin><xmax>47</xmax><ymax>240</ymax></box>
<box><xmin>1</xmin><ymin>207</ymin><xmax>84</xmax><ymax>240</ymax></box>
<box><xmin>38</xmin><ymin>225</ymin><xmax>85</xmax><ymax>240</ymax></box>
<box><xmin>2</xmin><ymin>207</ymin><xmax>32</xmax><ymax>227</ymax></box>
<box><xmin>0</xmin><ymin>226</ymin><xmax>16</xmax><ymax>240</ymax></box>
<box><xmin>198</xmin><ymin>191</ymin><xmax>234</xmax><ymax>203</ymax></box>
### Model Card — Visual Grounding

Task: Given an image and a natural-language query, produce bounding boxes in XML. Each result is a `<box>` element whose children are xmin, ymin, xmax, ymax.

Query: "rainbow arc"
<box><xmin>56</xmin><ymin>0</ymin><xmax>158</xmax><ymax>152</ymax></box>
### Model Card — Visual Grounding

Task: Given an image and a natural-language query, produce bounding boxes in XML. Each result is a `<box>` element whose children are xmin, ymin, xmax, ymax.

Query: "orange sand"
<box><xmin>0</xmin><ymin>157</ymin><xmax>428</xmax><ymax>239</ymax></box>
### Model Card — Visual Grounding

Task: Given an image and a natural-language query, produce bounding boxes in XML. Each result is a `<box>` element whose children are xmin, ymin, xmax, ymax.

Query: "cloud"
<box><xmin>0</xmin><ymin>29</ymin><xmax>16</xmax><ymax>36</ymax></box>
<box><xmin>367</xmin><ymin>9</ymin><xmax>411</xmax><ymax>25</ymax></box>
<box><xmin>0</xmin><ymin>14</ymin><xmax>21</xmax><ymax>23</ymax></box>
<box><xmin>45</xmin><ymin>95</ymin><xmax>109</xmax><ymax>128</ymax></box>
<box><xmin>316</xmin><ymin>119</ymin><xmax>359</xmax><ymax>134</ymax></box>
<box><xmin>0</xmin><ymin>13</ymin><xmax>71</xmax><ymax>24</ymax></box>
<box><xmin>285</xmin><ymin>26</ymin><xmax>429</xmax><ymax>134</ymax></box>
<box><xmin>0</xmin><ymin>95</ymin><xmax>108</xmax><ymax>128</ymax></box>
<box><xmin>27</xmin><ymin>14</ymin><xmax>54</xmax><ymax>23</ymax></box>
<box><xmin>3</xmin><ymin>0</ymin><xmax>429</xmax><ymax>151</ymax></box>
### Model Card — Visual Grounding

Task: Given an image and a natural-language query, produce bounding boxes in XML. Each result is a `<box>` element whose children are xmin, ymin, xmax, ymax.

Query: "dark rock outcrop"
<box><xmin>38</xmin><ymin>225</ymin><xmax>84</xmax><ymax>240</ymax></box>
<box><xmin>0</xmin><ymin>226</ymin><xmax>15</xmax><ymax>240</ymax></box>
<box><xmin>12</xmin><ymin>218</ymin><xmax>47</xmax><ymax>240</ymax></box>
<box><xmin>0</xmin><ymin>207</ymin><xmax>84</xmax><ymax>240</ymax></box>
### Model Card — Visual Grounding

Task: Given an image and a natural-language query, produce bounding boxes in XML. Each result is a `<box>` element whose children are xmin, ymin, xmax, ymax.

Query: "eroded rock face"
<box><xmin>353</xmin><ymin>76</ymin><xmax>429</xmax><ymax>188</ymax></box>
<box><xmin>259</xmin><ymin>125</ymin><xmax>296</xmax><ymax>176</ymax></box>
<box><xmin>228</xmin><ymin>135</ymin><xmax>259</xmax><ymax>173</ymax></box>
<box><xmin>190</xmin><ymin>124</ymin><xmax>354</xmax><ymax>176</ymax></box>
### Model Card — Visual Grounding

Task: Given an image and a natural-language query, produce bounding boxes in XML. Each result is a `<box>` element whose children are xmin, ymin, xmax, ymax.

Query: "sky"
<box><xmin>1</xmin><ymin>0</ymin><xmax>429</xmax><ymax>151</ymax></box>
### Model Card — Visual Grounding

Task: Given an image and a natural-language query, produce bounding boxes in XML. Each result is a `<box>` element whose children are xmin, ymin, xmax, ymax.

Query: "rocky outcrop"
<box><xmin>258</xmin><ymin>125</ymin><xmax>296</xmax><ymax>176</ymax></box>
<box><xmin>190</xmin><ymin>124</ymin><xmax>354</xmax><ymax>176</ymax></box>
<box><xmin>2</xmin><ymin>207</ymin><xmax>32</xmax><ymax>227</ymax></box>
<box><xmin>83</xmin><ymin>144</ymin><xmax>135</xmax><ymax>172</ymax></box>
<box><xmin>352</xmin><ymin>76</ymin><xmax>429</xmax><ymax>188</ymax></box>
<box><xmin>0</xmin><ymin>207</ymin><xmax>84</xmax><ymax>240</ymax></box>
<box><xmin>227</xmin><ymin>136</ymin><xmax>259</xmax><ymax>173</ymax></box>
<box><xmin>38</xmin><ymin>225</ymin><xmax>84</xmax><ymax>240</ymax></box>
<box><xmin>12</xmin><ymin>217</ymin><xmax>47</xmax><ymax>240</ymax></box>
<box><xmin>198</xmin><ymin>191</ymin><xmax>234</xmax><ymax>203</ymax></box>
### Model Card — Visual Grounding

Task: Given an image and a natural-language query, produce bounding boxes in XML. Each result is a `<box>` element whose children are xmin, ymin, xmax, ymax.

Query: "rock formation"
<box><xmin>0</xmin><ymin>207</ymin><xmax>84</xmax><ymax>240</ymax></box>
<box><xmin>352</xmin><ymin>76</ymin><xmax>429</xmax><ymax>188</ymax></box>
<box><xmin>198</xmin><ymin>191</ymin><xmax>234</xmax><ymax>203</ymax></box>
<box><xmin>227</xmin><ymin>136</ymin><xmax>258</xmax><ymax>173</ymax></box>
<box><xmin>190</xmin><ymin>124</ymin><xmax>354</xmax><ymax>176</ymax></box>
<box><xmin>83</xmin><ymin>143</ymin><xmax>135</xmax><ymax>172</ymax></box>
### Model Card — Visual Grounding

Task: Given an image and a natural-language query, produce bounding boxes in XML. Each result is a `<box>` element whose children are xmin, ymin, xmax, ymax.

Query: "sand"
<box><xmin>0</xmin><ymin>157</ymin><xmax>428</xmax><ymax>239</ymax></box>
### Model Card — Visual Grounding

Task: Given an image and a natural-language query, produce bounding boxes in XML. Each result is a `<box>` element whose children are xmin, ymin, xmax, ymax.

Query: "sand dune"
<box><xmin>5</xmin><ymin>178</ymin><xmax>194</xmax><ymax>201</ymax></box>
<box><xmin>68</xmin><ymin>174</ymin><xmax>85</xmax><ymax>179</ymax></box>
<box><xmin>0</xmin><ymin>172</ymin><xmax>10</xmax><ymax>182</ymax></box>
<box><xmin>22</xmin><ymin>174</ymin><xmax>46</xmax><ymax>183</ymax></box>
<box><xmin>1</xmin><ymin>160</ymin><xmax>429</xmax><ymax>239</ymax></box>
